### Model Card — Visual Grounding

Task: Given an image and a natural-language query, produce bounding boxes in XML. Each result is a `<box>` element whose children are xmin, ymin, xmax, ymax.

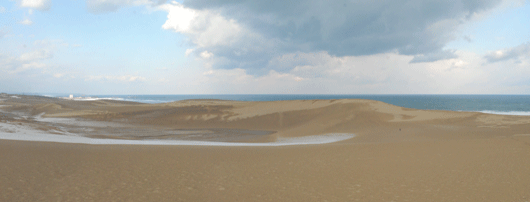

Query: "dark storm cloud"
<box><xmin>182</xmin><ymin>0</ymin><xmax>502</xmax><ymax>64</ymax></box>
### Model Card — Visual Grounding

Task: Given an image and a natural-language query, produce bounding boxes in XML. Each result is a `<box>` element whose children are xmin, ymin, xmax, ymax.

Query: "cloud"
<box><xmin>200</xmin><ymin>51</ymin><xmax>213</xmax><ymax>59</ymax></box>
<box><xmin>196</xmin><ymin>50</ymin><xmax>519</xmax><ymax>94</ymax></box>
<box><xmin>86</xmin><ymin>0</ymin><xmax>167</xmax><ymax>13</ymax></box>
<box><xmin>0</xmin><ymin>53</ymin><xmax>48</xmax><ymax>74</ymax></box>
<box><xmin>0</xmin><ymin>40</ymin><xmax>63</xmax><ymax>76</ymax></box>
<box><xmin>12</xmin><ymin>63</ymin><xmax>46</xmax><ymax>74</ymax></box>
<box><xmin>269</xmin><ymin>51</ymin><xmax>399</xmax><ymax>84</ymax></box>
<box><xmin>19</xmin><ymin>19</ymin><xmax>33</xmax><ymax>25</ymax></box>
<box><xmin>160</xmin><ymin>2</ymin><xmax>252</xmax><ymax>48</ymax></box>
<box><xmin>484</xmin><ymin>42</ymin><xmax>530</xmax><ymax>63</ymax></box>
<box><xmin>85</xmin><ymin>75</ymin><xmax>146</xmax><ymax>82</ymax></box>
<box><xmin>156</xmin><ymin>0</ymin><xmax>508</xmax><ymax>75</ymax></box>
<box><xmin>18</xmin><ymin>50</ymin><xmax>53</xmax><ymax>61</ymax></box>
<box><xmin>0</xmin><ymin>28</ymin><xmax>8</xmax><ymax>38</ymax></box>
<box><xmin>463</xmin><ymin>35</ymin><xmax>473</xmax><ymax>42</ymax></box>
<box><xmin>18</xmin><ymin>0</ymin><xmax>51</xmax><ymax>11</ymax></box>
<box><xmin>159</xmin><ymin>2</ymin><xmax>197</xmax><ymax>32</ymax></box>
<box><xmin>185</xmin><ymin>48</ymin><xmax>194</xmax><ymax>57</ymax></box>
<box><xmin>159</xmin><ymin>1</ymin><xmax>278</xmax><ymax>73</ymax></box>
<box><xmin>0</xmin><ymin>6</ymin><xmax>6</xmax><ymax>13</ymax></box>
<box><xmin>21</xmin><ymin>62</ymin><xmax>46</xmax><ymax>69</ymax></box>
<box><xmin>409</xmin><ymin>50</ymin><xmax>458</xmax><ymax>63</ymax></box>
<box><xmin>117</xmin><ymin>75</ymin><xmax>146</xmax><ymax>81</ymax></box>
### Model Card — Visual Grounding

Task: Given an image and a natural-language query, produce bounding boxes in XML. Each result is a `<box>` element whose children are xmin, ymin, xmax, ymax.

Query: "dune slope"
<box><xmin>1</xmin><ymin>95</ymin><xmax>530</xmax><ymax>201</ymax></box>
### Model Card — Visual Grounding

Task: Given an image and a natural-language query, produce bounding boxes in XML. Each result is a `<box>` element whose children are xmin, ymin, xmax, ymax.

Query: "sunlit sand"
<box><xmin>1</xmin><ymin>94</ymin><xmax>530</xmax><ymax>201</ymax></box>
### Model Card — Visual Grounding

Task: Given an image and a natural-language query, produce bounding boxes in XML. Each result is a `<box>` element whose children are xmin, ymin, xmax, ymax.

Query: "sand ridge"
<box><xmin>2</xmin><ymin>94</ymin><xmax>530</xmax><ymax>201</ymax></box>
<box><xmin>2</xmin><ymin>94</ymin><xmax>530</xmax><ymax>141</ymax></box>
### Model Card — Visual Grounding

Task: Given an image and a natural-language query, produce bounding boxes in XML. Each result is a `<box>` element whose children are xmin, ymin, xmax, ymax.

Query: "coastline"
<box><xmin>1</xmin><ymin>94</ymin><xmax>530</xmax><ymax>201</ymax></box>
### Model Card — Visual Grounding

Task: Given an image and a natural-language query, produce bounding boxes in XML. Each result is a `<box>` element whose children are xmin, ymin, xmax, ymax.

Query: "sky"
<box><xmin>0</xmin><ymin>0</ymin><xmax>529</xmax><ymax>94</ymax></box>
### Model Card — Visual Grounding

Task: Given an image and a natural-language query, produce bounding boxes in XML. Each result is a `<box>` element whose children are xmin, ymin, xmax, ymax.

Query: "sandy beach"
<box><xmin>1</xmin><ymin>94</ymin><xmax>530</xmax><ymax>201</ymax></box>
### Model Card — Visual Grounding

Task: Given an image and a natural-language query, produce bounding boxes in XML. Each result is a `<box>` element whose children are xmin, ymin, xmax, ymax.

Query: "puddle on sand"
<box><xmin>0</xmin><ymin>110</ymin><xmax>355</xmax><ymax>146</ymax></box>
<box><xmin>3</xmin><ymin>112</ymin><xmax>278</xmax><ymax>143</ymax></box>
<box><xmin>0</xmin><ymin>121</ymin><xmax>354</xmax><ymax>146</ymax></box>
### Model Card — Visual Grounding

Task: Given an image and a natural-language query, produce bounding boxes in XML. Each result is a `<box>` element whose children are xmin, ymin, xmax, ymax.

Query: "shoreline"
<box><xmin>7</xmin><ymin>93</ymin><xmax>530</xmax><ymax>116</ymax></box>
<box><xmin>2</xmin><ymin>94</ymin><xmax>530</xmax><ymax>201</ymax></box>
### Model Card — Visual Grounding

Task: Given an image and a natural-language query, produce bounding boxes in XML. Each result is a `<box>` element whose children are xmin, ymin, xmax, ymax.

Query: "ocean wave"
<box><xmin>478</xmin><ymin>110</ymin><xmax>530</xmax><ymax>116</ymax></box>
<box><xmin>51</xmin><ymin>95</ymin><xmax>167</xmax><ymax>103</ymax></box>
<box><xmin>62</xmin><ymin>97</ymin><xmax>125</xmax><ymax>101</ymax></box>
<box><xmin>122</xmin><ymin>99</ymin><xmax>169</xmax><ymax>103</ymax></box>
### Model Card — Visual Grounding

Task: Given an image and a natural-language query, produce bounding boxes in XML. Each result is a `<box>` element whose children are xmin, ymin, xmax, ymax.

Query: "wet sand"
<box><xmin>1</xmin><ymin>94</ymin><xmax>530</xmax><ymax>201</ymax></box>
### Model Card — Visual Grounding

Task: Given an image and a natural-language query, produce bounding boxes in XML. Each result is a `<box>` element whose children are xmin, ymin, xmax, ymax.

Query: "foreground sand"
<box><xmin>1</xmin><ymin>94</ymin><xmax>530</xmax><ymax>201</ymax></box>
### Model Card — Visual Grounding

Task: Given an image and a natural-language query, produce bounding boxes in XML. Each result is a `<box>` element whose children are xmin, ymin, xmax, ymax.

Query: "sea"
<box><xmin>34</xmin><ymin>94</ymin><xmax>530</xmax><ymax>116</ymax></box>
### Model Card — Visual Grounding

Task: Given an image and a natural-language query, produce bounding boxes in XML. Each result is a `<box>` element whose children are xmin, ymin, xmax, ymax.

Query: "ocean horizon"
<box><xmin>17</xmin><ymin>93</ymin><xmax>530</xmax><ymax>116</ymax></box>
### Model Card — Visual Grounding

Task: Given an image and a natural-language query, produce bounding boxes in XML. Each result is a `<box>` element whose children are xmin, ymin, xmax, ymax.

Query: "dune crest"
<box><xmin>2</xmin><ymin>95</ymin><xmax>530</xmax><ymax>201</ymax></box>
<box><xmin>1</xmin><ymin>95</ymin><xmax>530</xmax><ymax>143</ymax></box>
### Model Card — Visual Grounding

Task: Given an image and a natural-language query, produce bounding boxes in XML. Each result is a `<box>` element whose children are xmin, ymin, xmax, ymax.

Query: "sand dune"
<box><xmin>1</xmin><ymin>94</ymin><xmax>530</xmax><ymax>201</ymax></box>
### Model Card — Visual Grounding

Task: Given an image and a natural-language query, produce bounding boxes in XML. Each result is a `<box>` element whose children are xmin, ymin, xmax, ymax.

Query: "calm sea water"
<box><xmin>38</xmin><ymin>94</ymin><xmax>530</xmax><ymax>116</ymax></box>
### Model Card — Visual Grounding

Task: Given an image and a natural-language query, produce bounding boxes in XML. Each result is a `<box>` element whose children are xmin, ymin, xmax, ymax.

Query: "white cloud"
<box><xmin>0</xmin><ymin>28</ymin><xmax>8</xmax><ymax>39</ymax></box>
<box><xmin>6</xmin><ymin>62</ymin><xmax>46</xmax><ymax>73</ymax></box>
<box><xmin>197</xmin><ymin>67</ymin><xmax>314</xmax><ymax>94</ymax></box>
<box><xmin>200</xmin><ymin>51</ymin><xmax>213</xmax><ymax>59</ymax></box>
<box><xmin>193</xmin><ymin>50</ymin><xmax>518</xmax><ymax>94</ymax></box>
<box><xmin>34</xmin><ymin>39</ymin><xmax>53</xmax><ymax>46</ymax></box>
<box><xmin>85</xmin><ymin>75</ymin><xmax>146</xmax><ymax>82</ymax></box>
<box><xmin>259</xmin><ymin>70</ymin><xmax>304</xmax><ymax>82</ymax></box>
<box><xmin>200</xmin><ymin>68</ymin><xmax>252</xmax><ymax>85</ymax></box>
<box><xmin>0</xmin><ymin>54</ymin><xmax>47</xmax><ymax>73</ymax></box>
<box><xmin>0</xmin><ymin>6</ymin><xmax>6</xmax><ymax>13</ymax></box>
<box><xmin>160</xmin><ymin>1</ymin><xmax>257</xmax><ymax>49</ymax></box>
<box><xmin>484</xmin><ymin>42</ymin><xmax>530</xmax><ymax>63</ymax></box>
<box><xmin>0</xmin><ymin>40</ymin><xmax>64</xmax><ymax>77</ymax></box>
<box><xmin>160</xmin><ymin>2</ymin><xmax>197</xmax><ymax>33</ymax></box>
<box><xmin>185</xmin><ymin>48</ymin><xmax>194</xmax><ymax>57</ymax></box>
<box><xmin>32</xmin><ymin>39</ymin><xmax>71</xmax><ymax>50</ymax></box>
<box><xmin>33</xmin><ymin>39</ymin><xmax>70</xmax><ymax>48</ymax></box>
<box><xmin>86</xmin><ymin>0</ymin><xmax>166</xmax><ymax>13</ymax></box>
<box><xmin>19</xmin><ymin>0</ymin><xmax>51</xmax><ymax>11</ymax></box>
<box><xmin>19</xmin><ymin>19</ymin><xmax>33</xmax><ymax>25</ymax></box>
<box><xmin>118</xmin><ymin>75</ymin><xmax>145</xmax><ymax>82</ymax></box>
<box><xmin>18</xmin><ymin>50</ymin><xmax>53</xmax><ymax>61</ymax></box>
<box><xmin>294</xmin><ymin>76</ymin><xmax>303</xmax><ymax>82</ymax></box>
<box><xmin>409</xmin><ymin>50</ymin><xmax>458</xmax><ymax>63</ymax></box>
<box><xmin>21</xmin><ymin>62</ymin><xmax>46</xmax><ymax>69</ymax></box>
